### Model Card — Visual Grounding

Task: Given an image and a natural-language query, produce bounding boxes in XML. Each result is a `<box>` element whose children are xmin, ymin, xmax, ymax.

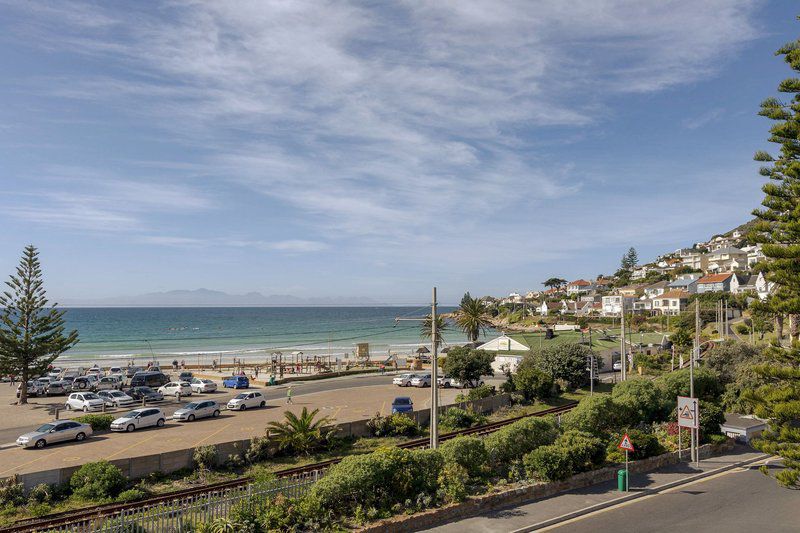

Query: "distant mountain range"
<box><xmin>61</xmin><ymin>288</ymin><xmax>383</xmax><ymax>307</ymax></box>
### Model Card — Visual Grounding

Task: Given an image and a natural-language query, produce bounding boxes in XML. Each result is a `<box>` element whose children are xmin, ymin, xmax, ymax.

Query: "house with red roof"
<box><xmin>566</xmin><ymin>279</ymin><xmax>593</xmax><ymax>295</ymax></box>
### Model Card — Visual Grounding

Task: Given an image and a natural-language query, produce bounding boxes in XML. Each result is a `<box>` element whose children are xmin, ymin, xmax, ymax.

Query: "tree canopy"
<box><xmin>534</xmin><ymin>343</ymin><xmax>590</xmax><ymax>389</ymax></box>
<box><xmin>0</xmin><ymin>246</ymin><xmax>78</xmax><ymax>404</ymax></box>
<box><xmin>442</xmin><ymin>346</ymin><xmax>494</xmax><ymax>385</ymax></box>
<box><xmin>453</xmin><ymin>293</ymin><xmax>492</xmax><ymax>343</ymax></box>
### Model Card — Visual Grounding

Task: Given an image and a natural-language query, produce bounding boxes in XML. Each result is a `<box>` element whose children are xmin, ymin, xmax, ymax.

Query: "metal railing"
<box><xmin>37</xmin><ymin>474</ymin><xmax>318</xmax><ymax>533</ymax></box>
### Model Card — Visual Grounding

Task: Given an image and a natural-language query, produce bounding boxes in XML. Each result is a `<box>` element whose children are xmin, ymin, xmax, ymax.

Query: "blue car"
<box><xmin>222</xmin><ymin>375</ymin><xmax>249</xmax><ymax>389</ymax></box>
<box><xmin>391</xmin><ymin>396</ymin><xmax>413</xmax><ymax>414</ymax></box>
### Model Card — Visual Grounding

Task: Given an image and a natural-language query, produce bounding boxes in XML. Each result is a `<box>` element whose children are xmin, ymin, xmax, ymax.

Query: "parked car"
<box><xmin>108</xmin><ymin>366</ymin><xmax>123</xmax><ymax>376</ymax></box>
<box><xmin>98</xmin><ymin>390</ymin><xmax>136</xmax><ymax>408</ymax></box>
<box><xmin>410</xmin><ymin>374</ymin><xmax>431</xmax><ymax>387</ymax></box>
<box><xmin>172</xmin><ymin>400</ymin><xmax>221</xmax><ymax>421</ymax></box>
<box><xmin>158</xmin><ymin>382</ymin><xmax>192</xmax><ymax>397</ymax></box>
<box><xmin>149</xmin><ymin>366</ymin><xmax>162</xmax><ymax>373</ymax></box>
<box><xmin>85</xmin><ymin>366</ymin><xmax>103</xmax><ymax>377</ymax></box>
<box><xmin>96</xmin><ymin>376</ymin><xmax>121</xmax><ymax>391</ymax></box>
<box><xmin>178</xmin><ymin>371</ymin><xmax>193</xmax><ymax>382</ymax></box>
<box><xmin>16</xmin><ymin>381</ymin><xmax>43</xmax><ymax>398</ymax></box>
<box><xmin>126</xmin><ymin>366</ymin><xmax>144</xmax><ymax>378</ymax></box>
<box><xmin>391</xmin><ymin>396</ymin><xmax>414</xmax><ymax>414</ymax></box>
<box><xmin>392</xmin><ymin>373</ymin><xmax>417</xmax><ymax>387</ymax></box>
<box><xmin>47</xmin><ymin>368</ymin><xmax>63</xmax><ymax>379</ymax></box>
<box><xmin>129</xmin><ymin>372</ymin><xmax>170</xmax><ymax>389</ymax></box>
<box><xmin>45</xmin><ymin>380</ymin><xmax>71</xmax><ymax>396</ymax></box>
<box><xmin>71</xmin><ymin>376</ymin><xmax>95</xmax><ymax>391</ymax></box>
<box><xmin>222</xmin><ymin>375</ymin><xmax>249</xmax><ymax>389</ymax></box>
<box><xmin>226</xmin><ymin>391</ymin><xmax>265</xmax><ymax>411</ymax></box>
<box><xmin>16</xmin><ymin>420</ymin><xmax>93</xmax><ymax>449</ymax></box>
<box><xmin>108</xmin><ymin>373</ymin><xmax>126</xmax><ymax>386</ymax></box>
<box><xmin>128</xmin><ymin>386</ymin><xmax>164</xmax><ymax>402</ymax></box>
<box><xmin>110</xmin><ymin>408</ymin><xmax>166</xmax><ymax>432</ymax></box>
<box><xmin>448</xmin><ymin>377</ymin><xmax>486</xmax><ymax>389</ymax></box>
<box><xmin>65</xmin><ymin>392</ymin><xmax>105</xmax><ymax>412</ymax></box>
<box><xmin>190</xmin><ymin>378</ymin><xmax>218</xmax><ymax>393</ymax></box>
<box><xmin>35</xmin><ymin>377</ymin><xmax>52</xmax><ymax>389</ymax></box>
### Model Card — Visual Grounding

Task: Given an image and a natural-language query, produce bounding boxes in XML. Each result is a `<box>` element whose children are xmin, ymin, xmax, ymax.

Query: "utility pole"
<box><xmin>692</xmin><ymin>299</ymin><xmax>699</xmax><ymax>464</ymax></box>
<box><xmin>620</xmin><ymin>308</ymin><xmax>627</xmax><ymax>381</ymax></box>
<box><xmin>589</xmin><ymin>327</ymin><xmax>594</xmax><ymax>396</ymax></box>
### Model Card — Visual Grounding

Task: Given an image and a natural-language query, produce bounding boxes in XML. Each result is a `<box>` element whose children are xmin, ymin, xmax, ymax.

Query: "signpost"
<box><xmin>618</xmin><ymin>433</ymin><xmax>635</xmax><ymax>492</ymax></box>
<box><xmin>677</xmin><ymin>396</ymin><xmax>699</xmax><ymax>463</ymax></box>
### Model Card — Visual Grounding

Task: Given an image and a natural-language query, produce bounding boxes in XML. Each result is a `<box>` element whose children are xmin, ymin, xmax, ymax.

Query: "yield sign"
<box><xmin>618</xmin><ymin>433</ymin><xmax>635</xmax><ymax>452</ymax></box>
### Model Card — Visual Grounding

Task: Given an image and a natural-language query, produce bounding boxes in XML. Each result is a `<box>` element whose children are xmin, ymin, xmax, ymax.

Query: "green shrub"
<box><xmin>70</xmin><ymin>461</ymin><xmax>126</xmax><ymax>500</ymax></box>
<box><xmin>606</xmin><ymin>429</ymin><xmax>664</xmax><ymax>462</ymax></box>
<box><xmin>655</xmin><ymin>367</ymin><xmax>723</xmax><ymax>404</ymax></box>
<box><xmin>611</xmin><ymin>378</ymin><xmax>665</xmax><ymax>425</ymax></box>
<box><xmin>74</xmin><ymin>414</ymin><xmax>115</xmax><ymax>431</ymax></box>
<box><xmin>483</xmin><ymin>416</ymin><xmax>559</xmax><ymax>472</ymax></box>
<box><xmin>523</xmin><ymin>445</ymin><xmax>573</xmax><ymax>481</ymax></box>
<box><xmin>27</xmin><ymin>503</ymin><xmax>52</xmax><ymax>517</ymax></box>
<box><xmin>116</xmin><ymin>488</ymin><xmax>147</xmax><ymax>503</ymax></box>
<box><xmin>698</xmin><ymin>401</ymin><xmax>726</xmax><ymax>441</ymax></box>
<box><xmin>244</xmin><ymin>436</ymin><xmax>272</xmax><ymax>464</ymax></box>
<box><xmin>561</xmin><ymin>396</ymin><xmax>623</xmax><ymax>437</ymax></box>
<box><xmin>227</xmin><ymin>500</ymin><xmax>261</xmax><ymax>530</ymax></box>
<box><xmin>455</xmin><ymin>384</ymin><xmax>494</xmax><ymax>403</ymax></box>
<box><xmin>439</xmin><ymin>436</ymin><xmax>488</xmax><ymax>478</ymax></box>
<box><xmin>556</xmin><ymin>430</ymin><xmax>605</xmax><ymax>472</ymax></box>
<box><xmin>438</xmin><ymin>462</ymin><xmax>469</xmax><ymax>503</ymax></box>
<box><xmin>193</xmin><ymin>444</ymin><xmax>218</xmax><ymax>469</ymax></box>
<box><xmin>439</xmin><ymin>407</ymin><xmax>487</xmax><ymax>431</ymax></box>
<box><xmin>367</xmin><ymin>413</ymin><xmax>421</xmax><ymax>437</ymax></box>
<box><xmin>27</xmin><ymin>483</ymin><xmax>52</xmax><ymax>505</ymax></box>
<box><xmin>706</xmin><ymin>433</ymin><xmax>729</xmax><ymax>446</ymax></box>
<box><xmin>511</xmin><ymin>361</ymin><xmax>554</xmax><ymax>402</ymax></box>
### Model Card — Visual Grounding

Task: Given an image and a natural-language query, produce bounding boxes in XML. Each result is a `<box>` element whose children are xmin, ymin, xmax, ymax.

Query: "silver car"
<box><xmin>190</xmin><ymin>378</ymin><xmax>217</xmax><ymax>393</ymax></box>
<box><xmin>110</xmin><ymin>408</ymin><xmax>166</xmax><ymax>432</ymax></box>
<box><xmin>16</xmin><ymin>420</ymin><xmax>93</xmax><ymax>449</ymax></box>
<box><xmin>98</xmin><ymin>390</ymin><xmax>135</xmax><ymax>407</ymax></box>
<box><xmin>172</xmin><ymin>400</ymin><xmax>221</xmax><ymax>421</ymax></box>
<box><xmin>45</xmin><ymin>380</ymin><xmax>70</xmax><ymax>395</ymax></box>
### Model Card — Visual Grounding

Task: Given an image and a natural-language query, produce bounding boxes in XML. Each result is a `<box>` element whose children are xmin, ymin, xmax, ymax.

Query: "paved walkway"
<box><xmin>427</xmin><ymin>446</ymin><xmax>771</xmax><ymax>532</ymax></box>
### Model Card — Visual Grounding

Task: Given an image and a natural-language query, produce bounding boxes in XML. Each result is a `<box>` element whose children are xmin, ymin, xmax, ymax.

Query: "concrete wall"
<box><xmin>11</xmin><ymin>394</ymin><xmax>512</xmax><ymax>489</ymax></box>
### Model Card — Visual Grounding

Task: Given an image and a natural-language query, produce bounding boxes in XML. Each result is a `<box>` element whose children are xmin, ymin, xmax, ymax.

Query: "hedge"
<box><xmin>483</xmin><ymin>416</ymin><xmax>558</xmax><ymax>471</ymax></box>
<box><xmin>73</xmin><ymin>414</ymin><xmax>115</xmax><ymax>431</ymax></box>
<box><xmin>438</xmin><ymin>436</ymin><xmax>488</xmax><ymax>479</ymax></box>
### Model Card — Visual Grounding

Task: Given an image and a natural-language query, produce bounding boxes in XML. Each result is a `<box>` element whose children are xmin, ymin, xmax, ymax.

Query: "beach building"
<box><xmin>477</xmin><ymin>334</ymin><xmax>529</xmax><ymax>352</ymax></box>
<box><xmin>719</xmin><ymin>414</ymin><xmax>769</xmax><ymax>444</ymax></box>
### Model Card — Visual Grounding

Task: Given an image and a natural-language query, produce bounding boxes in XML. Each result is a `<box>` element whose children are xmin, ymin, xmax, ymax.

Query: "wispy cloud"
<box><xmin>682</xmin><ymin>108</ymin><xmax>726</xmax><ymax>130</ymax></box>
<box><xmin>139</xmin><ymin>235</ymin><xmax>328</xmax><ymax>253</ymax></box>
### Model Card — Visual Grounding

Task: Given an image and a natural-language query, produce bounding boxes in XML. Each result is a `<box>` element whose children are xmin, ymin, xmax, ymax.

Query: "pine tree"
<box><xmin>0</xmin><ymin>246</ymin><xmax>79</xmax><ymax>404</ymax></box>
<box><xmin>744</xmin><ymin>28</ymin><xmax>800</xmax><ymax>488</ymax></box>
<box><xmin>620</xmin><ymin>247</ymin><xmax>638</xmax><ymax>271</ymax></box>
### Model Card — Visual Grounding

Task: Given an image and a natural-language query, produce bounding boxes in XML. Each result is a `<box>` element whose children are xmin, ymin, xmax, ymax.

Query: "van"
<box><xmin>129</xmin><ymin>372</ymin><xmax>170</xmax><ymax>389</ymax></box>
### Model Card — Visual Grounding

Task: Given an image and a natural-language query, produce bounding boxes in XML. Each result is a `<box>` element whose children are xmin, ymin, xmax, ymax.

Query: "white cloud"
<box><xmin>683</xmin><ymin>108</ymin><xmax>726</xmax><ymax>130</ymax></box>
<box><xmin>139</xmin><ymin>235</ymin><xmax>328</xmax><ymax>253</ymax></box>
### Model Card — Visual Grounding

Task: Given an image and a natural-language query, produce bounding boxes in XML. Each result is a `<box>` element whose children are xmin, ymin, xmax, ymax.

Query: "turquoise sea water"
<box><xmin>58</xmin><ymin>307</ymin><xmax>490</xmax><ymax>365</ymax></box>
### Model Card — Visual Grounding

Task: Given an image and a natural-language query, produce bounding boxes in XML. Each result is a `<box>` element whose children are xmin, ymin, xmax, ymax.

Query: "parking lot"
<box><xmin>0</xmin><ymin>373</ymin><xmax>467</xmax><ymax>477</ymax></box>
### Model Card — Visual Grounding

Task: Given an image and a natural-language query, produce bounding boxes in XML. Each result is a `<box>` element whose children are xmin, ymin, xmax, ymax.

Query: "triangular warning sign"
<box><xmin>618</xmin><ymin>433</ymin><xmax>635</xmax><ymax>451</ymax></box>
<box><xmin>679</xmin><ymin>405</ymin><xmax>694</xmax><ymax>420</ymax></box>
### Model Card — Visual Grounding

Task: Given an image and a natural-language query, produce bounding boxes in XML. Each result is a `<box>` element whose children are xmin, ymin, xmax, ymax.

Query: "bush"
<box><xmin>523</xmin><ymin>445</ymin><xmax>573</xmax><ymax>481</ymax></box>
<box><xmin>611</xmin><ymin>378</ymin><xmax>665</xmax><ymax>426</ymax></box>
<box><xmin>367</xmin><ymin>413</ymin><xmax>421</xmax><ymax>437</ymax></box>
<box><xmin>74</xmin><ymin>414</ymin><xmax>115</xmax><ymax>431</ymax></box>
<box><xmin>655</xmin><ymin>367</ymin><xmax>723</xmax><ymax>404</ymax></box>
<box><xmin>562</xmin><ymin>396</ymin><xmax>623</xmax><ymax>437</ymax></box>
<box><xmin>706</xmin><ymin>433</ymin><xmax>729</xmax><ymax>446</ymax></box>
<box><xmin>244</xmin><ymin>436</ymin><xmax>272</xmax><ymax>464</ymax></box>
<box><xmin>483</xmin><ymin>416</ymin><xmax>558</xmax><ymax>472</ymax></box>
<box><xmin>455</xmin><ymin>384</ymin><xmax>494</xmax><ymax>403</ymax></box>
<box><xmin>512</xmin><ymin>358</ymin><xmax>554</xmax><ymax>402</ymax></box>
<box><xmin>606</xmin><ymin>429</ymin><xmax>664</xmax><ymax>462</ymax></box>
<box><xmin>70</xmin><ymin>461</ymin><xmax>126</xmax><ymax>500</ymax></box>
<box><xmin>438</xmin><ymin>462</ymin><xmax>469</xmax><ymax>503</ymax></box>
<box><xmin>698</xmin><ymin>401</ymin><xmax>725</xmax><ymax>441</ymax></box>
<box><xmin>27</xmin><ymin>483</ymin><xmax>52</xmax><ymax>505</ymax></box>
<box><xmin>535</xmin><ymin>343</ymin><xmax>592</xmax><ymax>389</ymax></box>
<box><xmin>27</xmin><ymin>503</ymin><xmax>52</xmax><ymax>517</ymax></box>
<box><xmin>556</xmin><ymin>430</ymin><xmax>605</xmax><ymax>472</ymax></box>
<box><xmin>116</xmin><ymin>488</ymin><xmax>147</xmax><ymax>503</ymax></box>
<box><xmin>439</xmin><ymin>408</ymin><xmax>487</xmax><ymax>431</ymax></box>
<box><xmin>193</xmin><ymin>444</ymin><xmax>218</xmax><ymax>469</ymax></box>
<box><xmin>439</xmin><ymin>436</ymin><xmax>488</xmax><ymax>478</ymax></box>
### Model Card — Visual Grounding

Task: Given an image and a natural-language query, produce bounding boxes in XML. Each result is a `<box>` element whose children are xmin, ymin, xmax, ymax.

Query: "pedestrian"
<box><xmin>255</xmin><ymin>366</ymin><xmax>259</xmax><ymax>378</ymax></box>
<box><xmin>180</xmin><ymin>359</ymin><xmax>186</xmax><ymax>369</ymax></box>
<box><xmin>380</xmin><ymin>364</ymin><xmax>385</xmax><ymax>375</ymax></box>
<box><xmin>172</xmin><ymin>359</ymin><xmax>178</xmax><ymax>370</ymax></box>
<box><xmin>286</xmin><ymin>386</ymin><xmax>293</xmax><ymax>404</ymax></box>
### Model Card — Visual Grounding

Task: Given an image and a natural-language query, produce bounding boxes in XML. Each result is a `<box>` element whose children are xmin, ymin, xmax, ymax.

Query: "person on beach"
<box><xmin>286</xmin><ymin>386</ymin><xmax>293</xmax><ymax>404</ymax></box>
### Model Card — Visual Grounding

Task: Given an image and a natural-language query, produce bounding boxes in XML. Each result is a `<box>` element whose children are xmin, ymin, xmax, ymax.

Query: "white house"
<box><xmin>601</xmin><ymin>295</ymin><xmax>635</xmax><ymax>316</ymax></box>
<box><xmin>719</xmin><ymin>414</ymin><xmax>768</xmax><ymax>444</ymax></box>
<box><xmin>668</xmin><ymin>273</ymin><xmax>701</xmax><ymax>293</ymax></box>
<box><xmin>652</xmin><ymin>290</ymin><xmax>690</xmax><ymax>316</ymax></box>
<box><xmin>566</xmin><ymin>279</ymin><xmax>593</xmax><ymax>295</ymax></box>
<box><xmin>643</xmin><ymin>280</ymin><xmax>670</xmax><ymax>299</ymax></box>
<box><xmin>477</xmin><ymin>334</ymin><xmax>529</xmax><ymax>352</ymax></box>
<box><xmin>491</xmin><ymin>355</ymin><xmax>524</xmax><ymax>375</ymax></box>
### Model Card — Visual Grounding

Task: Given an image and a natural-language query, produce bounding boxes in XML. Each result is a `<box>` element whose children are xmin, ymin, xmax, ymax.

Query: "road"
<box><xmin>428</xmin><ymin>448</ymin><xmax>795</xmax><ymax>532</ymax></box>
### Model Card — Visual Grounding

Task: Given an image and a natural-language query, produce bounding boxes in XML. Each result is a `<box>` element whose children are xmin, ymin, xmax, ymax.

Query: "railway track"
<box><xmin>2</xmin><ymin>401</ymin><xmax>577</xmax><ymax>532</ymax></box>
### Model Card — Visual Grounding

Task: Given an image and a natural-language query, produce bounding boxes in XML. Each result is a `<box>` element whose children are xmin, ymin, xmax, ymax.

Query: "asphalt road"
<box><xmin>542</xmin><ymin>462</ymin><xmax>797</xmax><ymax>533</ymax></box>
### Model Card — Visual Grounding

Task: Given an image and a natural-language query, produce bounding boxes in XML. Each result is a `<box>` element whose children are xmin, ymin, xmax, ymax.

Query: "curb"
<box><xmin>509</xmin><ymin>453</ymin><xmax>771</xmax><ymax>532</ymax></box>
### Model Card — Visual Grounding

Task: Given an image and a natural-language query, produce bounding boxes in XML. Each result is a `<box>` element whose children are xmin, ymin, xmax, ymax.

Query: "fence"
<box><xmin>38</xmin><ymin>474</ymin><xmax>318</xmax><ymax>533</ymax></box>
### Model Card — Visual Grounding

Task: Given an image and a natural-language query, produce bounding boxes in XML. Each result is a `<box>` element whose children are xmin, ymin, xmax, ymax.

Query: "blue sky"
<box><xmin>0</xmin><ymin>1</ymin><xmax>797</xmax><ymax>305</ymax></box>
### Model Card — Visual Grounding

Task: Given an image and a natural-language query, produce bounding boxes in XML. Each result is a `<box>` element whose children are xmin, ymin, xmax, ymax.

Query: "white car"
<box><xmin>172</xmin><ymin>400</ymin><xmax>221</xmax><ymax>421</ymax></box>
<box><xmin>65</xmin><ymin>392</ymin><xmax>105</xmax><ymax>412</ymax></box>
<box><xmin>449</xmin><ymin>377</ymin><xmax>486</xmax><ymax>388</ymax></box>
<box><xmin>47</xmin><ymin>368</ymin><xmax>63</xmax><ymax>379</ymax></box>
<box><xmin>190</xmin><ymin>378</ymin><xmax>218</xmax><ymax>393</ymax></box>
<box><xmin>85</xmin><ymin>367</ymin><xmax>103</xmax><ymax>377</ymax></box>
<box><xmin>110</xmin><ymin>408</ymin><xmax>166</xmax><ymax>432</ymax></box>
<box><xmin>95</xmin><ymin>376</ymin><xmax>121</xmax><ymax>391</ymax></box>
<box><xmin>158</xmin><ymin>382</ymin><xmax>192</xmax><ymax>397</ymax></box>
<box><xmin>410</xmin><ymin>374</ymin><xmax>431</xmax><ymax>387</ymax></box>
<box><xmin>613</xmin><ymin>360</ymin><xmax>623</xmax><ymax>371</ymax></box>
<box><xmin>393</xmin><ymin>373</ymin><xmax>417</xmax><ymax>387</ymax></box>
<box><xmin>98</xmin><ymin>390</ymin><xmax>135</xmax><ymax>408</ymax></box>
<box><xmin>226</xmin><ymin>391</ymin><xmax>266</xmax><ymax>411</ymax></box>
<box><xmin>108</xmin><ymin>366</ymin><xmax>123</xmax><ymax>376</ymax></box>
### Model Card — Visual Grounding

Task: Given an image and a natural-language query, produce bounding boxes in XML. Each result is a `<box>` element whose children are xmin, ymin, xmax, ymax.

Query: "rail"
<box><xmin>2</xmin><ymin>401</ymin><xmax>578</xmax><ymax>532</ymax></box>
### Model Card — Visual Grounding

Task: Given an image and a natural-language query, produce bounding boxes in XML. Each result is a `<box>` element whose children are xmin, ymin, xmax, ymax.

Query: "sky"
<box><xmin>0</xmin><ymin>1</ymin><xmax>798</xmax><ymax>305</ymax></box>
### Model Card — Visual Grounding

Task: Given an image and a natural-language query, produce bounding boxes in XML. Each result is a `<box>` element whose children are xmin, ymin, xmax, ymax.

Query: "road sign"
<box><xmin>618</xmin><ymin>433</ymin><xmax>635</xmax><ymax>452</ymax></box>
<box><xmin>678</xmin><ymin>396</ymin><xmax>699</xmax><ymax>429</ymax></box>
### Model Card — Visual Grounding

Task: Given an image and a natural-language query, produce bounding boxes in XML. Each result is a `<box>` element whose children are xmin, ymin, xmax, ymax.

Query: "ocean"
<box><xmin>56</xmin><ymin>307</ymin><xmax>492</xmax><ymax>366</ymax></box>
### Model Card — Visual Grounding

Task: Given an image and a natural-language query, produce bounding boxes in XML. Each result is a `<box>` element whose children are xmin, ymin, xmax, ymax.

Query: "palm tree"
<box><xmin>454</xmin><ymin>292</ymin><xmax>492</xmax><ymax>343</ymax></box>
<box><xmin>420</xmin><ymin>314</ymin><xmax>448</xmax><ymax>349</ymax></box>
<box><xmin>266</xmin><ymin>407</ymin><xmax>333</xmax><ymax>455</ymax></box>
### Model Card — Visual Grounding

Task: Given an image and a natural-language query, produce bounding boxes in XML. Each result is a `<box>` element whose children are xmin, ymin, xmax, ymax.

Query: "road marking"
<box><xmin>192</xmin><ymin>423</ymin><xmax>231</xmax><ymax>448</ymax></box>
<box><xmin>531</xmin><ymin>456</ymin><xmax>773</xmax><ymax>532</ymax></box>
<box><xmin>380</xmin><ymin>401</ymin><xmax>386</xmax><ymax>415</ymax></box>
<box><xmin>0</xmin><ymin>450</ymin><xmax>61</xmax><ymax>476</ymax></box>
<box><xmin>333</xmin><ymin>406</ymin><xmax>342</xmax><ymax>420</ymax></box>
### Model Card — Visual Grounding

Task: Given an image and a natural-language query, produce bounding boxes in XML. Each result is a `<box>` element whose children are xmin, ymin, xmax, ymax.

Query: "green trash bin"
<box><xmin>617</xmin><ymin>469</ymin><xmax>627</xmax><ymax>492</ymax></box>
<box><xmin>269</xmin><ymin>376</ymin><xmax>276</xmax><ymax>386</ymax></box>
